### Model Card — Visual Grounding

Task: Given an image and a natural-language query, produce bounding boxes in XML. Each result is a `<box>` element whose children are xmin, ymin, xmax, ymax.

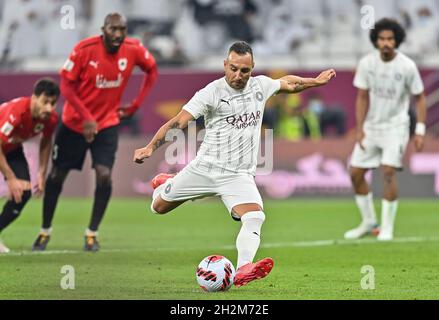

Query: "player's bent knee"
<box><xmin>95</xmin><ymin>165</ymin><xmax>112</xmax><ymax>187</ymax></box>
<box><xmin>13</xmin><ymin>190</ymin><xmax>32</xmax><ymax>208</ymax></box>
<box><xmin>96</xmin><ymin>171</ymin><xmax>112</xmax><ymax>187</ymax></box>
<box><xmin>97</xmin><ymin>175</ymin><xmax>112</xmax><ymax>187</ymax></box>
<box><xmin>382</xmin><ymin>168</ymin><xmax>396</xmax><ymax>183</ymax></box>
<box><xmin>350</xmin><ymin>168</ymin><xmax>365</xmax><ymax>186</ymax></box>
<box><xmin>381</xmin><ymin>166</ymin><xmax>396</xmax><ymax>176</ymax></box>
<box><xmin>150</xmin><ymin>198</ymin><xmax>170</xmax><ymax>215</ymax></box>
<box><xmin>48</xmin><ymin>167</ymin><xmax>69</xmax><ymax>186</ymax></box>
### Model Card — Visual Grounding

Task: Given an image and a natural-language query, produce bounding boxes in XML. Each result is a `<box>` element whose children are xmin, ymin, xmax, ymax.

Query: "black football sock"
<box><xmin>88</xmin><ymin>184</ymin><xmax>112</xmax><ymax>232</ymax></box>
<box><xmin>42</xmin><ymin>167</ymin><xmax>69</xmax><ymax>230</ymax></box>
<box><xmin>42</xmin><ymin>176</ymin><xmax>64</xmax><ymax>229</ymax></box>
<box><xmin>0</xmin><ymin>190</ymin><xmax>31</xmax><ymax>233</ymax></box>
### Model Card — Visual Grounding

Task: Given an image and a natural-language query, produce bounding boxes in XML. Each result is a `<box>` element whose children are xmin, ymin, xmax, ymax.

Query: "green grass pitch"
<box><xmin>0</xmin><ymin>198</ymin><xmax>438</xmax><ymax>300</ymax></box>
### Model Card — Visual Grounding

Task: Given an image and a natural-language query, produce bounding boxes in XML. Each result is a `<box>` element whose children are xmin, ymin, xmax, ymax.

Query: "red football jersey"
<box><xmin>60</xmin><ymin>35</ymin><xmax>156</xmax><ymax>133</ymax></box>
<box><xmin>0</xmin><ymin>97</ymin><xmax>58</xmax><ymax>154</ymax></box>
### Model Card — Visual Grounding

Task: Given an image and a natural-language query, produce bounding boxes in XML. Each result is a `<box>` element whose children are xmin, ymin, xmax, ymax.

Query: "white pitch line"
<box><xmin>257</xmin><ymin>236</ymin><xmax>439</xmax><ymax>249</ymax></box>
<box><xmin>0</xmin><ymin>248</ymin><xmax>144</xmax><ymax>257</ymax></box>
<box><xmin>1</xmin><ymin>236</ymin><xmax>439</xmax><ymax>257</ymax></box>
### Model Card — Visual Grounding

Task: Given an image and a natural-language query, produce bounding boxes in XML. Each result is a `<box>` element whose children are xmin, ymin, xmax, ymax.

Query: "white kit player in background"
<box><xmin>345</xmin><ymin>18</ymin><xmax>427</xmax><ymax>241</ymax></box>
<box><xmin>133</xmin><ymin>41</ymin><xmax>336</xmax><ymax>287</ymax></box>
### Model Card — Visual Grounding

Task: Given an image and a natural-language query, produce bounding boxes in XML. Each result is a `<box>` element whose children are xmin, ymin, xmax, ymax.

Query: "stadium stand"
<box><xmin>0</xmin><ymin>0</ymin><xmax>438</xmax><ymax>71</ymax></box>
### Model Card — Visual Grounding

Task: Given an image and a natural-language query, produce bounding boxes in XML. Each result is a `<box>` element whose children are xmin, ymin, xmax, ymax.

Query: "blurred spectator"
<box><xmin>89</xmin><ymin>0</ymin><xmax>126</xmax><ymax>32</ymax></box>
<box><xmin>1</xmin><ymin>0</ymin><xmax>439</xmax><ymax>69</ymax></box>
<box><xmin>398</xmin><ymin>0</ymin><xmax>439</xmax><ymax>56</ymax></box>
<box><xmin>306</xmin><ymin>92</ymin><xmax>346</xmax><ymax>137</ymax></box>
<box><xmin>270</xmin><ymin>93</ymin><xmax>320</xmax><ymax>141</ymax></box>
<box><xmin>357</xmin><ymin>0</ymin><xmax>398</xmax><ymax>20</ymax></box>
<box><xmin>264</xmin><ymin>87</ymin><xmax>346</xmax><ymax>140</ymax></box>
<box><xmin>45</xmin><ymin>0</ymin><xmax>83</xmax><ymax>58</ymax></box>
<box><xmin>125</xmin><ymin>0</ymin><xmax>187</xmax><ymax>65</ymax></box>
<box><xmin>325</xmin><ymin>0</ymin><xmax>360</xmax><ymax>57</ymax></box>
<box><xmin>253</xmin><ymin>0</ymin><xmax>311</xmax><ymax>56</ymax></box>
<box><xmin>0</xmin><ymin>0</ymin><xmax>48</xmax><ymax>63</ymax></box>
<box><xmin>210</xmin><ymin>0</ymin><xmax>257</xmax><ymax>43</ymax></box>
<box><xmin>126</xmin><ymin>0</ymin><xmax>179</xmax><ymax>25</ymax></box>
<box><xmin>175</xmin><ymin>0</ymin><xmax>257</xmax><ymax>58</ymax></box>
<box><xmin>274</xmin><ymin>94</ymin><xmax>303</xmax><ymax>141</ymax></box>
<box><xmin>174</xmin><ymin>0</ymin><xmax>226</xmax><ymax>58</ymax></box>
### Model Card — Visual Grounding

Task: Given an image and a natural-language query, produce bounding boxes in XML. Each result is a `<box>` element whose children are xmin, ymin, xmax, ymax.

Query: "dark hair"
<box><xmin>228</xmin><ymin>41</ymin><xmax>253</xmax><ymax>59</ymax></box>
<box><xmin>33</xmin><ymin>78</ymin><xmax>60</xmax><ymax>98</ymax></box>
<box><xmin>370</xmin><ymin>18</ymin><xmax>406</xmax><ymax>48</ymax></box>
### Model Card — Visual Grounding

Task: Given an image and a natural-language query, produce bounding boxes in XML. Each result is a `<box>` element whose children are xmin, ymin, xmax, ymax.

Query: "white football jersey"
<box><xmin>183</xmin><ymin>76</ymin><xmax>280</xmax><ymax>175</ymax></box>
<box><xmin>353</xmin><ymin>51</ymin><xmax>424</xmax><ymax>131</ymax></box>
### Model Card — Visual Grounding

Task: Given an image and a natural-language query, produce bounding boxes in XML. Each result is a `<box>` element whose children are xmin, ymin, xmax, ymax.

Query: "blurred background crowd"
<box><xmin>1</xmin><ymin>0</ymin><xmax>439</xmax><ymax>70</ymax></box>
<box><xmin>0</xmin><ymin>0</ymin><xmax>439</xmax><ymax>139</ymax></box>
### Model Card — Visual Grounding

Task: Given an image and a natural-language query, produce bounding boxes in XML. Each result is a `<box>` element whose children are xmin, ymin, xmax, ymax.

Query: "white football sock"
<box><xmin>236</xmin><ymin>211</ymin><xmax>265</xmax><ymax>269</ymax></box>
<box><xmin>381</xmin><ymin>199</ymin><xmax>398</xmax><ymax>231</ymax></box>
<box><xmin>151</xmin><ymin>184</ymin><xmax>166</xmax><ymax>214</ymax></box>
<box><xmin>40</xmin><ymin>228</ymin><xmax>52</xmax><ymax>235</ymax></box>
<box><xmin>85</xmin><ymin>228</ymin><xmax>98</xmax><ymax>236</ymax></box>
<box><xmin>355</xmin><ymin>193</ymin><xmax>377</xmax><ymax>226</ymax></box>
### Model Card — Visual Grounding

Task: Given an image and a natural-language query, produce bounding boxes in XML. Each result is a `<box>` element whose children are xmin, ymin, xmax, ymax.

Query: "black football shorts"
<box><xmin>52</xmin><ymin>123</ymin><xmax>119</xmax><ymax>171</ymax></box>
<box><xmin>4</xmin><ymin>147</ymin><xmax>30</xmax><ymax>181</ymax></box>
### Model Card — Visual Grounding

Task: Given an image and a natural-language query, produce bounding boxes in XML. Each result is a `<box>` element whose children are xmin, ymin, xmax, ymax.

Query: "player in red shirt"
<box><xmin>0</xmin><ymin>78</ymin><xmax>60</xmax><ymax>253</ymax></box>
<box><xmin>32</xmin><ymin>13</ymin><xmax>158</xmax><ymax>252</ymax></box>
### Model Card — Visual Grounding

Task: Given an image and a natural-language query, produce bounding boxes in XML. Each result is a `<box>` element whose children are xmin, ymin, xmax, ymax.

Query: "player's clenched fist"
<box><xmin>133</xmin><ymin>146</ymin><xmax>154</xmax><ymax>163</ymax></box>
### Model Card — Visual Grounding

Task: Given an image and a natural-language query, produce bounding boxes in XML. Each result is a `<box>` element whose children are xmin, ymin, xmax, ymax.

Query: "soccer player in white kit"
<box><xmin>344</xmin><ymin>18</ymin><xmax>426</xmax><ymax>241</ymax></box>
<box><xmin>134</xmin><ymin>41</ymin><xmax>336</xmax><ymax>287</ymax></box>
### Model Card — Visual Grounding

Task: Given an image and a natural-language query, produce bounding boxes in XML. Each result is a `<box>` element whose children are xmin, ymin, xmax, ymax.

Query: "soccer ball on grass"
<box><xmin>196</xmin><ymin>255</ymin><xmax>235</xmax><ymax>292</ymax></box>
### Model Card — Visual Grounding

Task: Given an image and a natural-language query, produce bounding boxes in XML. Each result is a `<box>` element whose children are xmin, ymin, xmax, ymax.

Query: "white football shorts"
<box><xmin>350</xmin><ymin>128</ymin><xmax>410</xmax><ymax>169</ymax></box>
<box><xmin>158</xmin><ymin>163</ymin><xmax>263</xmax><ymax>215</ymax></box>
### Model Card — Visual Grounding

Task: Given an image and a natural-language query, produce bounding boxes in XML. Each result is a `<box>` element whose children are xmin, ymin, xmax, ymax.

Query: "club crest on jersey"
<box><xmin>0</xmin><ymin>121</ymin><xmax>14</xmax><ymax>136</ymax></box>
<box><xmin>118</xmin><ymin>58</ymin><xmax>128</xmax><ymax>71</ymax></box>
<box><xmin>34</xmin><ymin>123</ymin><xmax>45</xmax><ymax>133</ymax></box>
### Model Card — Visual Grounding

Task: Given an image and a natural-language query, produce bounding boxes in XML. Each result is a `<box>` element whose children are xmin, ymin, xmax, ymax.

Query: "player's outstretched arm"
<box><xmin>133</xmin><ymin>110</ymin><xmax>194</xmax><ymax>164</ymax></box>
<box><xmin>278</xmin><ymin>69</ymin><xmax>336</xmax><ymax>94</ymax></box>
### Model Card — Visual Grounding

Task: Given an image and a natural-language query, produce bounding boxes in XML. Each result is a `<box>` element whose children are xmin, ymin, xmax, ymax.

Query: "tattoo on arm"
<box><xmin>294</xmin><ymin>80</ymin><xmax>305</xmax><ymax>92</ymax></box>
<box><xmin>152</xmin><ymin>121</ymin><xmax>181</xmax><ymax>151</ymax></box>
<box><xmin>153</xmin><ymin>137</ymin><xmax>166</xmax><ymax>150</ymax></box>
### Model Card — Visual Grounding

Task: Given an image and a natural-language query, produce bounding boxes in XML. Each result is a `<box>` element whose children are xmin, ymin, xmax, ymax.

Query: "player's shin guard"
<box><xmin>236</xmin><ymin>211</ymin><xmax>265</xmax><ymax>269</ymax></box>
<box><xmin>42</xmin><ymin>176</ymin><xmax>64</xmax><ymax>229</ymax></box>
<box><xmin>0</xmin><ymin>190</ymin><xmax>31</xmax><ymax>233</ymax></box>
<box><xmin>89</xmin><ymin>184</ymin><xmax>112</xmax><ymax>232</ymax></box>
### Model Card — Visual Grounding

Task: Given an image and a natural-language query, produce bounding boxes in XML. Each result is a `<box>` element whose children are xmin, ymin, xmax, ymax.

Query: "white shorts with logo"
<box><xmin>158</xmin><ymin>163</ymin><xmax>263</xmax><ymax>216</ymax></box>
<box><xmin>350</xmin><ymin>128</ymin><xmax>410</xmax><ymax>169</ymax></box>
